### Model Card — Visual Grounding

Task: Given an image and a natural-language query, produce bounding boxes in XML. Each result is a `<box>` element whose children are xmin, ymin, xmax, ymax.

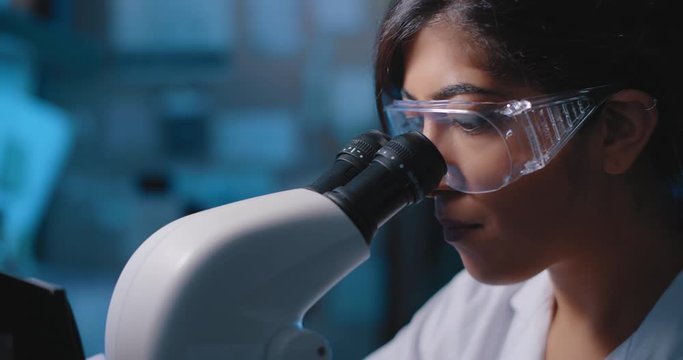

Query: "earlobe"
<box><xmin>600</xmin><ymin>89</ymin><xmax>658</xmax><ymax>175</ymax></box>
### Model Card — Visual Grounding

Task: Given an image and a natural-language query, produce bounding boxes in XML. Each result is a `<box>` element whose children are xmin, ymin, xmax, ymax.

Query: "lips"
<box><xmin>438</xmin><ymin>220</ymin><xmax>483</xmax><ymax>242</ymax></box>
<box><xmin>434</xmin><ymin>194</ymin><xmax>483</xmax><ymax>243</ymax></box>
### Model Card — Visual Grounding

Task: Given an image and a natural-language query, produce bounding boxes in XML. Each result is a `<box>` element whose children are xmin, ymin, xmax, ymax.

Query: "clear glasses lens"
<box><xmin>384</xmin><ymin>108</ymin><xmax>512</xmax><ymax>193</ymax></box>
<box><xmin>384</xmin><ymin>86</ymin><xmax>613</xmax><ymax>193</ymax></box>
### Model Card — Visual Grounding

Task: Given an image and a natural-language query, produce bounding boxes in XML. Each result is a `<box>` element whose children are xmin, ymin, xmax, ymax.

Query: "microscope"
<box><xmin>104</xmin><ymin>130</ymin><xmax>446</xmax><ymax>360</ymax></box>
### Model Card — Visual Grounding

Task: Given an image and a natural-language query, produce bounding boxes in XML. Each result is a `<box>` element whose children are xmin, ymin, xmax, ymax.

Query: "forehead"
<box><xmin>402</xmin><ymin>22</ymin><xmax>537</xmax><ymax>101</ymax></box>
<box><xmin>403</xmin><ymin>22</ymin><xmax>491</xmax><ymax>98</ymax></box>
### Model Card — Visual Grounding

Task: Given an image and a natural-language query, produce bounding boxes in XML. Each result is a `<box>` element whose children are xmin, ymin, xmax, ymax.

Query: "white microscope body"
<box><xmin>105</xmin><ymin>131</ymin><xmax>445</xmax><ymax>360</ymax></box>
<box><xmin>105</xmin><ymin>188</ymin><xmax>364</xmax><ymax>359</ymax></box>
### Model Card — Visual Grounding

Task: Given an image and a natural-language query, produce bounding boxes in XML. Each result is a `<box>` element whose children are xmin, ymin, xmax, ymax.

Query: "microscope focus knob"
<box><xmin>266</xmin><ymin>327</ymin><xmax>331</xmax><ymax>360</ymax></box>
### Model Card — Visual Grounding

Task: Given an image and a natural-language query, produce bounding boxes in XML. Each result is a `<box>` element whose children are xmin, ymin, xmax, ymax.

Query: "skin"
<box><xmin>402</xmin><ymin>20</ymin><xmax>683</xmax><ymax>359</ymax></box>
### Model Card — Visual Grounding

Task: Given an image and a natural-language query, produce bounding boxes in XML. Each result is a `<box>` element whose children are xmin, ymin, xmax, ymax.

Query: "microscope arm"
<box><xmin>105</xmin><ymin>188</ymin><xmax>367</xmax><ymax>360</ymax></box>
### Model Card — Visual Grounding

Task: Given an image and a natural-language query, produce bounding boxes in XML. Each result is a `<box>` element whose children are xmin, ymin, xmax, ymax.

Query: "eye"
<box><xmin>447</xmin><ymin>113</ymin><xmax>492</xmax><ymax>134</ymax></box>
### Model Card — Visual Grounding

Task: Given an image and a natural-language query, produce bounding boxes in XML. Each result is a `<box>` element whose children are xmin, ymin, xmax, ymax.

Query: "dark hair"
<box><xmin>374</xmin><ymin>0</ymin><xmax>682</xmax><ymax>190</ymax></box>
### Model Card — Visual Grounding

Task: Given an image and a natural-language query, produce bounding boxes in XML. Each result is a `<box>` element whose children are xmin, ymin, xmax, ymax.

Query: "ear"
<box><xmin>598</xmin><ymin>89</ymin><xmax>658</xmax><ymax>175</ymax></box>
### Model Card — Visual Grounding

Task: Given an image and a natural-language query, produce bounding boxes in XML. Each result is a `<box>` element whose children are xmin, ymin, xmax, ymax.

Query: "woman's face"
<box><xmin>402</xmin><ymin>21</ymin><xmax>608</xmax><ymax>284</ymax></box>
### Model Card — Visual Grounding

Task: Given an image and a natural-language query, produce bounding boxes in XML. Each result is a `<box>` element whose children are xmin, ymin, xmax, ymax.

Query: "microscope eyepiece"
<box><xmin>307</xmin><ymin>130</ymin><xmax>390</xmax><ymax>194</ymax></box>
<box><xmin>325</xmin><ymin>131</ymin><xmax>446</xmax><ymax>242</ymax></box>
<box><xmin>371</xmin><ymin>131</ymin><xmax>445</xmax><ymax>203</ymax></box>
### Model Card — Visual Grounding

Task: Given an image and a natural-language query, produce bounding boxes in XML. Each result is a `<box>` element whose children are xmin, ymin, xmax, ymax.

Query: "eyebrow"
<box><xmin>402</xmin><ymin>83</ymin><xmax>501</xmax><ymax>101</ymax></box>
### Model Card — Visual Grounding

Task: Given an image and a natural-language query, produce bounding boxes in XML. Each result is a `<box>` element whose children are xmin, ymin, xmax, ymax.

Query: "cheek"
<box><xmin>494</xmin><ymin>134</ymin><xmax>597</xmax><ymax>227</ymax></box>
<box><xmin>478</xmin><ymin>147</ymin><xmax>595</xmax><ymax>267</ymax></box>
<box><xmin>489</xmin><ymin>190</ymin><xmax>567</xmax><ymax>254</ymax></box>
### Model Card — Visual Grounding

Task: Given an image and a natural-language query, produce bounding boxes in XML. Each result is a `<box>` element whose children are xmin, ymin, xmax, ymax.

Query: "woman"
<box><xmin>367</xmin><ymin>0</ymin><xmax>683</xmax><ymax>359</ymax></box>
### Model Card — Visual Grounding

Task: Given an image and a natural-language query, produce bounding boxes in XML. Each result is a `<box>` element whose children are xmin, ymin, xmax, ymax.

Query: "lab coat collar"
<box><xmin>509</xmin><ymin>270</ymin><xmax>553</xmax><ymax>319</ymax></box>
<box><xmin>503</xmin><ymin>269</ymin><xmax>683</xmax><ymax>359</ymax></box>
<box><xmin>499</xmin><ymin>270</ymin><xmax>554</xmax><ymax>360</ymax></box>
<box><xmin>606</xmin><ymin>269</ymin><xmax>683</xmax><ymax>359</ymax></box>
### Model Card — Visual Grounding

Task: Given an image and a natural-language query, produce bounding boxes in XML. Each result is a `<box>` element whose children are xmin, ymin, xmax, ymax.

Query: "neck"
<box><xmin>547</xmin><ymin>190</ymin><xmax>683</xmax><ymax>356</ymax></box>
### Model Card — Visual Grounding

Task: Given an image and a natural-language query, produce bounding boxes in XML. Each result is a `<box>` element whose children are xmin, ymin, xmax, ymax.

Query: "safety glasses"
<box><xmin>383</xmin><ymin>85</ymin><xmax>617</xmax><ymax>193</ymax></box>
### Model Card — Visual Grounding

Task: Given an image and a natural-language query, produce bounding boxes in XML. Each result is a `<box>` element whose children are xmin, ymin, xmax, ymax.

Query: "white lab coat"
<box><xmin>366</xmin><ymin>269</ymin><xmax>683</xmax><ymax>360</ymax></box>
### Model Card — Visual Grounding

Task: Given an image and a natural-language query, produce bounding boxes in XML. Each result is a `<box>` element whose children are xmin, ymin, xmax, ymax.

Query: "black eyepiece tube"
<box><xmin>307</xmin><ymin>130</ymin><xmax>390</xmax><ymax>194</ymax></box>
<box><xmin>325</xmin><ymin>131</ymin><xmax>446</xmax><ymax>243</ymax></box>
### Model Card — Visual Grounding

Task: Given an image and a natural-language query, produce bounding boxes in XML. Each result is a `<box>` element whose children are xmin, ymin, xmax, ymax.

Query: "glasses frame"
<box><xmin>383</xmin><ymin>85</ymin><xmax>618</xmax><ymax>193</ymax></box>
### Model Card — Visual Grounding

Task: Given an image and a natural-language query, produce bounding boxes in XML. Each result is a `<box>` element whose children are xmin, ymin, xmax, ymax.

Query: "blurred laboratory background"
<box><xmin>0</xmin><ymin>0</ymin><xmax>462</xmax><ymax>358</ymax></box>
